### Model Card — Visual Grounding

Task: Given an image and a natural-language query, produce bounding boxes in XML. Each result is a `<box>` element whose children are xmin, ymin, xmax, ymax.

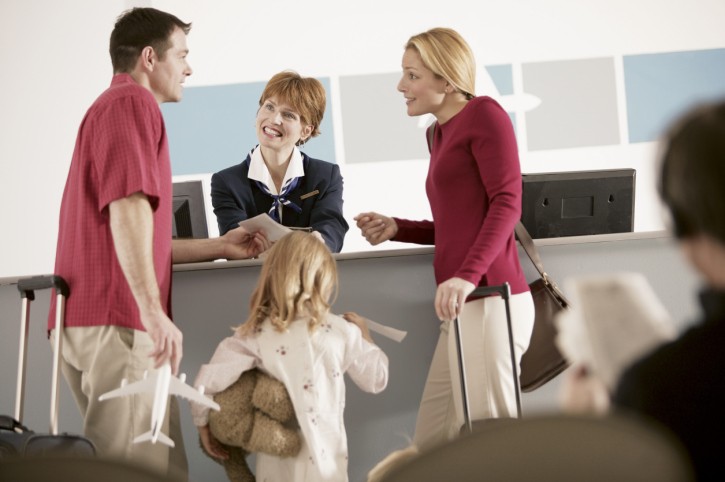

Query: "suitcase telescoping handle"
<box><xmin>457</xmin><ymin>283</ymin><xmax>522</xmax><ymax>434</ymax></box>
<box><xmin>16</xmin><ymin>275</ymin><xmax>70</xmax><ymax>435</ymax></box>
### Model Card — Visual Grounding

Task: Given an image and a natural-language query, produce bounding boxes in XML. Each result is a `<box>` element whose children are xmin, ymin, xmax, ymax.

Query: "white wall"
<box><xmin>2</xmin><ymin>0</ymin><xmax>725</xmax><ymax>278</ymax></box>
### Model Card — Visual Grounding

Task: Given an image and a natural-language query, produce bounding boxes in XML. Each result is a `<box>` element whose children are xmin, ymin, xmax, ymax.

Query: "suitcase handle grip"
<box><xmin>17</xmin><ymin>275</ymin><xmax>70</xmax><ymax>300</ymax></box>
<box><xmin>0</xmin><ymin>414</ymin><xmax>31</xmax><ymax>433</ymax></box>
<box><xmin>468</xmin><ymin>284</ymin><xmax>511</xmax><ymax>301</ymax></box>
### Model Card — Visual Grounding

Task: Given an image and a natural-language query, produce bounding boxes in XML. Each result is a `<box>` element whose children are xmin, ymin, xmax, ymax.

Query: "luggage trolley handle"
<box><xmin>456</xmin><ymin>282</ymin><xmax>522</xmax><ymax>434</ymax></box>
<box><xmin>16</xmin><ymin>275</ymin><xmax>70</xmax><ymax>435</ymax></box>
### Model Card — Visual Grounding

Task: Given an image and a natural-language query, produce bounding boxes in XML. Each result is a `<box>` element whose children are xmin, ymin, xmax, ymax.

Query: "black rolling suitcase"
<box><xmin>0</xmin><ymin>275</ymin><xmax>96</xmax><ymax>458</ymax></box>
<box><xmin>455</xmin><ymin>282</ymin><xmax>522</xmax><ymax>434</ymax></box>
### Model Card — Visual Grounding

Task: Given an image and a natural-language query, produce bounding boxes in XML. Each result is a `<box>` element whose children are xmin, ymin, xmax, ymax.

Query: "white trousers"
<box><xmin>50</xmin><ymin>325</ymin><xmax>188</xmax><ymax>480</ymax></box>
<box><xmin>412</xmin><ymin>291</ymin><xmax>535</xmax><ymax>451</ymax></box>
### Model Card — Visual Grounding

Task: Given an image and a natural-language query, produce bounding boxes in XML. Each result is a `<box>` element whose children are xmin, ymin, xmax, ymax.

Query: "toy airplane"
<box><xmin>99</xmin><ymin>362</ymin><xmax>220</xmax><ymax>447</ymax></box>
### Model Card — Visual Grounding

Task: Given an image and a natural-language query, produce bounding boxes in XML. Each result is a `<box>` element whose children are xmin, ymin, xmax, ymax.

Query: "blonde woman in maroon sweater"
<box><xmin>356</xmin><ymin>27</ymin><xmax>534</xmax><ymax>452</ymax></box>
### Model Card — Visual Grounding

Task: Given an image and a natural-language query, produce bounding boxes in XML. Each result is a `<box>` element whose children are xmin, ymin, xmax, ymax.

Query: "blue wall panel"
<box><xmin>162</xmin><ymin>78</ymin><xmax>336</xmax><ymax>175</ymax></box>
<box><xmin>624</xmin><ymin>48</ymin><xmax>725</xmax><ymax>143</ymax></box>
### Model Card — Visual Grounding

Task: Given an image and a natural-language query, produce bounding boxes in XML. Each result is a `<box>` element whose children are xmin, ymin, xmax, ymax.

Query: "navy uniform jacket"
<box><xmin>211</xmin><ymin>152</ymin><xmax>349</xmax><ymax>253</ymax></box>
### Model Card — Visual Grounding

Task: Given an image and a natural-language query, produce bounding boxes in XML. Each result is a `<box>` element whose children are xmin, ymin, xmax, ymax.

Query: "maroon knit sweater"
<box><xmin>393</xmin><ymin>96</ymin><xmax>529</xmax><ymax>294</ymax></box>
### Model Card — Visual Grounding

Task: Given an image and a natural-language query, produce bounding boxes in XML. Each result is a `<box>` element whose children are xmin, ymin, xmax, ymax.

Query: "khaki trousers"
<box><xmin>412</xmin><ymin>291</ymin><xmax>535</xmax><ymax>451</ymax></box>
<box><xmin>51</xmin><ymin>325</ymin><xmax>188</xmax><ymax>480</ymax></box>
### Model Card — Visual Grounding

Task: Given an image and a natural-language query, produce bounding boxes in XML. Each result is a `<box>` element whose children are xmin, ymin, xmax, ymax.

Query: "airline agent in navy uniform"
<box><xmin>211</xmin><ymin>70</ymin><xmax>348</xmax><ymax>253</ymax></box>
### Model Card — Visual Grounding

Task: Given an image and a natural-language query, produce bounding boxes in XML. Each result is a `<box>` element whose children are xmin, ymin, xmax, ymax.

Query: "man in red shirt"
<box><xmin>49</xmin><ymin>8</ymin><xmax>267</xmax><ymax>479</ymax></box>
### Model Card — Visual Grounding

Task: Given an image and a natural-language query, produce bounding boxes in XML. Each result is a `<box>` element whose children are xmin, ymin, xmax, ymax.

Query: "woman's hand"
<box><xmin>354</xmin><ymin>212</ymin><xmax>398</xmax><ymax>246</ymax></box>
<box><xmin>198</xmin><ymin>424</ymin><xmax>229</xmax><ymax>460</ymax></box>
<box><xmin>435</xmin><ymin>277</ymin><xmax>475</xmax><ymax>322</ymax></box>
<box><xmin>311</xmin><ymin>230</ymin><xmax>327</xmax><ymax>246</ymax></box>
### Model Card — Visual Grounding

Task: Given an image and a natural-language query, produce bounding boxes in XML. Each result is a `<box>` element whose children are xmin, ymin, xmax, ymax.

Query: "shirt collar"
<box><xmin>247</xmin><ymin>146</ymin><xmax>305</xmax><ymax>195</ymax></box>
<box><xmin>111</xmin><ymin>73</ymin><xmax>134</xmax><ymax>86</ymax></box>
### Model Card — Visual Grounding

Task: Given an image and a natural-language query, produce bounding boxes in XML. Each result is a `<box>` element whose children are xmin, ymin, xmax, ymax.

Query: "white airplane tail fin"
<box><xmin>133</xmin><ymin>429</ymin><xmax>176</xmax><ymax>448</ymax></box>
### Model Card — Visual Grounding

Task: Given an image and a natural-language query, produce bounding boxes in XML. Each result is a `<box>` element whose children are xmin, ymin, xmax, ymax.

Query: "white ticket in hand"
<box><xmin>238</xmin><ymin>214</ymin><xmax>291</xmax><ymax>242</ymax></box>
<box><xmin>366</xmin><ymin>319</ymin><xmax>407</xmax><ymax>343</ymax></box>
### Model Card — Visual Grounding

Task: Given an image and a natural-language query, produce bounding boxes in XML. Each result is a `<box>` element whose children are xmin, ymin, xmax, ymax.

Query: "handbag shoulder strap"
<box><xmin>515</xmin><ymin>221</ymin><xmax>571</xmax><ymax>306</ymax></box>
<box><xmin>426</xmin><ymin>123</ymin><xmax>436</xmax><ymax>153</ymax></box>
<box><xmin>515</xmin><ymin>221</ymin><xmax>545</xmax><ymax>277</ymax></box>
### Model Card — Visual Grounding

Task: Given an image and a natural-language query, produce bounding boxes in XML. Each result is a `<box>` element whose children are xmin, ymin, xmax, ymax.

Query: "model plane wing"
<box><xmin>168</xmin><ymin>376</ymin><xmax>220</xmax><ymax>411</ymax></box>
<box><xmin>98</xmin><ymin>363</ymin><xmax>219</xmax><ymax>448</ymax></box>
<box><xmin>98</xmin><ymin>375</ymin><xmax>156</xmax><ymax>401</ymax></box>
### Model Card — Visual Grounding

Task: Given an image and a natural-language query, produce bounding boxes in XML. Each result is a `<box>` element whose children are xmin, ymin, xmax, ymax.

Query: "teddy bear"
<box><xmin>200</xmin><ymin>368</ymin><xmax>302</xmax><ymax>482</ymax></box>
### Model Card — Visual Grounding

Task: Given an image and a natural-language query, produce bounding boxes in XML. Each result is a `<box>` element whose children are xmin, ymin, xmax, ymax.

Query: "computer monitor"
<box><xmin>172</xmin><ymin>181</ymin><xmax>209</xmax><ymax>239</ymax></box>
<box><xmin>521</xmin><ymin>169</ymin><xmax>635</xmax><ymax>239</ymax></box>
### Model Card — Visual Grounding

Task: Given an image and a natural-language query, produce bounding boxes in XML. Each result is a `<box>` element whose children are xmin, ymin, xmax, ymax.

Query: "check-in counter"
<box><xmin>0</xmin><ymin>231</ymin><xmax>699</xmax><ymax>482</ymax></box>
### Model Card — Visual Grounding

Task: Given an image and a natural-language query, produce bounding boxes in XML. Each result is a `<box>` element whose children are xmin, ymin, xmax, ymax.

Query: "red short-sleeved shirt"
<box><xmin>49</xmin><ymin>74</ymin><xmax>173</xmax><ymax>331</ymax></box>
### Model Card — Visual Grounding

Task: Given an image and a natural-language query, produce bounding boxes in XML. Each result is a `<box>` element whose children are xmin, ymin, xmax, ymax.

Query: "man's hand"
<box><xmin>141</xmin><ymin>308</ymin><xmax>184</xmax><ymax>375</ymax></box>
<box><xmin>221</xmin><ymin>226</ymin><xmax>271</xmax><ymax>259</ymax></box>
<box><xmin>559</xmin><ymin>364</ymin><xmax>611</xmax><ymax>415</ymax></box>
<box><xmin>354</xmin><ymin>212</ymin><xmax>398</xmax><ymax>246</ymax></box>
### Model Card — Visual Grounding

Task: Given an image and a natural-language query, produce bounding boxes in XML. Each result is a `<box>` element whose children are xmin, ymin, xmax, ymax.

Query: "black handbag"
<box><xmin>514</xmin><ymin>222</ymin><xmax>571</xmax><ymax>392</ymax></box>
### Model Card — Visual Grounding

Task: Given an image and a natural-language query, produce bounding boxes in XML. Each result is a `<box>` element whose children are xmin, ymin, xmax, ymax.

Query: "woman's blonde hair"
<box><xmin>237</xmin><ymin>231</ymin><xmax>337</xmax><ymax>336</ymax></box>
<box><xmin>259</xmin><ymin>70</ymin><xmax>326</xmax><ymax>144</ymax></box>
<box><xmin>405</xmin><ymin>27</ymin><xmax>476</xmax><ymax>100</ymax></box>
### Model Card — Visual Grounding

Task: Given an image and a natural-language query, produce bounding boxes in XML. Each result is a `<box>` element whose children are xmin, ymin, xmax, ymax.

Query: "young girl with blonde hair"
<box><xmin>192</xmin><ymin>231</ymin><xmax>389</xmax><ymax>481</ymax></box>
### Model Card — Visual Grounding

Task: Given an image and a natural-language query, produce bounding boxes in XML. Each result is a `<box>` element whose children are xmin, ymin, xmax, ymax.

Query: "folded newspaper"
<box><xmin>555</xmin><ymin>272</ymin><xmax>677</xmax><ymax>390</ymax></box>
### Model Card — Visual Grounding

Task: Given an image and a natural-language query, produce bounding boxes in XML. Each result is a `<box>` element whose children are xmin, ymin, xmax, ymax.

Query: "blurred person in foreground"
<box><xmin>561</xmin><ymin>100</ymin><xmax>725</xmax><ymax>482</ymax></box>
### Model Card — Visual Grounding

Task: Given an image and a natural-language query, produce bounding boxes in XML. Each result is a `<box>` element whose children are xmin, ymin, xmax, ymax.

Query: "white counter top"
<box><xmin>1</xmin><ymin>230</ymin><xmax>673</xmax><ymax>283</ymax></box>
<box><xmin>172</xmin><ymin>230</ymin><xmax>673</xmax><ymax>272</ymax></box>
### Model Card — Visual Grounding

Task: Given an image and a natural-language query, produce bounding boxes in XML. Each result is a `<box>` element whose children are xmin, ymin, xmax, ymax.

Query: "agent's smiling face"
<box><xmin>255</xmin><ymin>96</ymin><xmax>312</xmax><ymax>155</ymax></box>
